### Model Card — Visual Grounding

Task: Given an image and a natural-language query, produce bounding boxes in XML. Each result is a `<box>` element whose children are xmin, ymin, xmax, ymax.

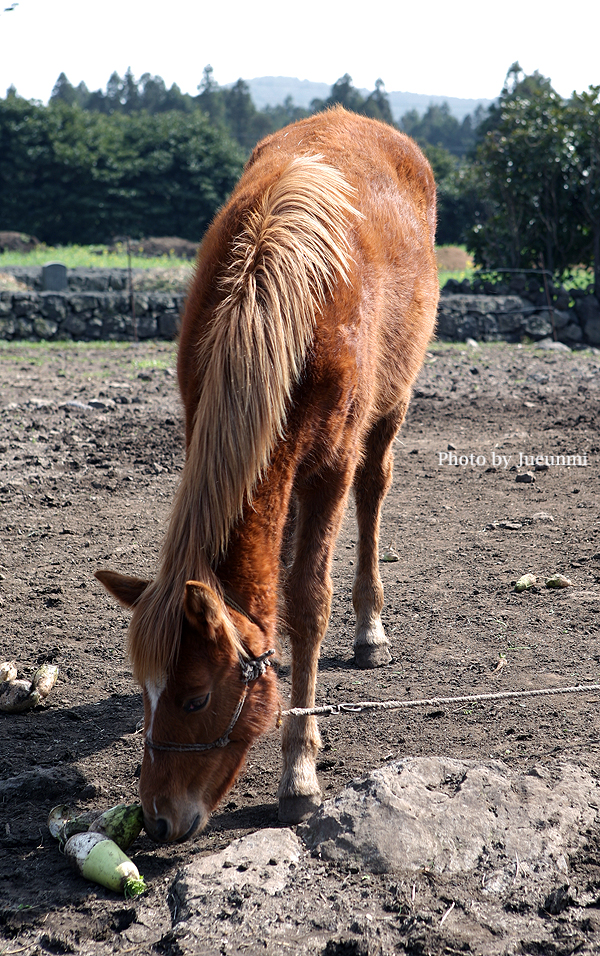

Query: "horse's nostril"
<box><xmin>152</xmin><ymin>816</ymin><xmax>170</xmax><ymax>842</ymax></box>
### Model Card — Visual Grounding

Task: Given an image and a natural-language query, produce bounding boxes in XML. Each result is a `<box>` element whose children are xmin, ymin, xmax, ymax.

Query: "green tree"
<box><xmin>197</xmin><ymin>65</ymin><xmax>227</xmax><ymax>126</ymax></box>
<box><xmin>54</xmin><ymin>69</ymin><xmax>197</xmax><ymax>116</ymax></box>
<box><xmin>122</xmin><ymin>67</ymin><xmax>140</xmax><ymax>113</ymax></box>
<box><xmin>311</xmin><ymin>75</ymin><xmax>395</xmax><ymax>127</ymax></box>
<box><xmin>420</xmin><ymin>144</ymin><xmax>478</xmax><ymax>245</ymax></box>
<box><xmin>105</xmin><ymin>70</ymin><xmax>125</xmax><ymax>112</ymax></box>
<box><xmin>0</xmin><ymin>95</ymin><xmax>245</xmax><ymax>244</ymax></box>
<box><xmin>0</xmin><ymin>95</ymin><xmax>74</xmax><ymax>240</ymax></box>
<box><xmin>49</xmin><ymin>73</ymin><xmax>90</xmax><ymax>109</ymax></box>
<box><xmin>363</xmin><ymin>79</ymin><xmax>394</xmax><ymax>125</ymax></box>
<box><xmin>221</xmin><ymin>79</ymin><xmax>272</xmax><ymax>152</ymax></box>
<box><xmin>262</xmin><ymin>95</ymin><xmax>309</xmax><ymax>130</ymax></box>
<box><xmin>311</xmin><ymin>74</ymin><xmax>366</xmax><ymax>113</ymax></box>
<box><xmin>468</xmin><ymin>65</ymin><xmax>584</xmax><ymax>274</ymax></box>
<box><xmin>136</xmin><ymin>73</ymin><xmax>168</xmax><ymax>113</ymax></box>
<box><xmin>565</xmin><ymin>85</ymin><xmax>600</xmax><ymax>290</ymax></box>
<box><xmin>110</xmin><ymin>109</ymin><xmax>245</xmax><ymax>239</ymax></box>
<box><xmin>401</xmin><ymin>102</ymin><xmax>479</xmax><ymax>157</ymax></box>
<box><xmin>50</xmin><ymin>72</ymin><xmax>77</xmax><ymax>106</ymax></box>
<box><xmin>399</xmin><ymin>102</ymin><xmax>484</xmax><ymax>245</ymax></box>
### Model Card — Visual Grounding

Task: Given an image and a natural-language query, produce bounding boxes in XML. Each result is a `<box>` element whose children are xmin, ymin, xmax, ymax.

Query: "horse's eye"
<box><xmin>183</xmin><ymin>693</ymin><xmax>210</xmax><ymax>713</ymax></box>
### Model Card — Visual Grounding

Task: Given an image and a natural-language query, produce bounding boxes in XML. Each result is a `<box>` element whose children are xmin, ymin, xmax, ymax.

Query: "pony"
<box><xmin>96</xmin><ymin>107</ymin><xmax>439</xmax><ymax>843</ymax></box>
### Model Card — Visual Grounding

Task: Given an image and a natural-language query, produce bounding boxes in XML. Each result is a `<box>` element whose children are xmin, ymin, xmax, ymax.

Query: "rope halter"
<box><xmin>144</xmin><ymin>649</ymin><xmax>275</xmax><ymax>754</ymax></box>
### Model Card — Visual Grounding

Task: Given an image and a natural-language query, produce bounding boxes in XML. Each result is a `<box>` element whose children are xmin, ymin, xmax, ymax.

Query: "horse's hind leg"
<box><xmin>352</xmin><ymin>403</ymin><xmax>408</xmax><ymax>668</ymax></box>
<box><xmin>278</xmin><ymin>464</ymin><xmax>353</xmax><ymax>824</ymax></box>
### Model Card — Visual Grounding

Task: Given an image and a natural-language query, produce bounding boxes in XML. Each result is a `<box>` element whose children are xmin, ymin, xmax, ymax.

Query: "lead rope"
<box><xmin>280</xmin><ymin>682</ymin><xmax>600</xmax><ymax>718</ymax></box>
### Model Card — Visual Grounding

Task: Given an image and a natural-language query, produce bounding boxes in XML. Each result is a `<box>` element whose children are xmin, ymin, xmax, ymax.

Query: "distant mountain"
<box><xmin>387</xmin><ymin>90</ymin><xmax>493</xmax><ymax>122</ymax></box>
<box><xmin>245</xmin><ymin>77</ymin><xmax>331</xmax><ymax>111</ymax></box>
<box><xmin>244</xmin><ymin>76</ymin><xmax>493</xmax><ymax>121</ymax></box>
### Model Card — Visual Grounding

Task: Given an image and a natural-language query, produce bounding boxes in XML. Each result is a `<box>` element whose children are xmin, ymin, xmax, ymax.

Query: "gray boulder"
<box><xmin>560</xmin><ymin>322</ymin><xmax>583</xmax><ymax>343</ymax></box>
<box><xmin>173</xmin><ymin>827</ymin><xmax>302</xmax><ymax>903</ymax></box>
<box><xmin>584</xmin><ymin>317</ymin><xmax>600</xmax><ymax>346</ymax></box>
<box><xmin>523</xmin><ymin>312</ymin><xmax>553</xmax><ymax>340</ymax></box>
<box><xmin>574</xmin><ymin>294</ymin><xmax>600</xmax><ymax>325</ymax></box>
<box><xmin>299</xmin><ymin>756</ymin><xmax>598</xmax><ymax>879</ymax></box>
<box><xmin>546</xmin><ymin>308</ymin><xmax>573</xmax><ymax>331</ymax></box>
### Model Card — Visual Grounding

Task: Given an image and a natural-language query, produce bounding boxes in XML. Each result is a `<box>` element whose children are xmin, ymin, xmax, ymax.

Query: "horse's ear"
<box><xmin>184</xmin><ymin>581</ymin><xmax>223</xmax><ymax>638</ymax></box>
<box><xmin>95</xmin><ymin>570</ymin><xmax>149</xmax><ymax>608</ymax></box>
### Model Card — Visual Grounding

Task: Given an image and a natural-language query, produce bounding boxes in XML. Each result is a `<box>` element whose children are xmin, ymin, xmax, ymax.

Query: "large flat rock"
<box><xmin>174</xmin><ymin>827</ymin><xmax>302</xmax><ymax>900</ymax></box>
<box><xmin>299</xmin><ymin>756</ymin><xmax>599</xmax><ymax>880</ymax></box>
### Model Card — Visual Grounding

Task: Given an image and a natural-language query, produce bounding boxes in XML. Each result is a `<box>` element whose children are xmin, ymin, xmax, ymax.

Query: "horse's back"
<box><xmin>246</xmin><ymin>108</ymin><xmax>436</xmax><ymax>234</ymax></box>
<box><xmin>243</xmin><ymin>109</ymin><xmax>439</xmax><ymax>423</ymax></box>
<box><xmin>179</xmin><ymin>108</ymin><xmax>438</xmax><ymax>449</ymax></box>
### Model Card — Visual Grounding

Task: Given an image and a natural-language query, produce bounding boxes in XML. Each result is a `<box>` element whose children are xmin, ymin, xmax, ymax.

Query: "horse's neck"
<box><xmin>217</xmin><ymin>453</ymin><xmax>296</xmax><ymax>636</ymax></box>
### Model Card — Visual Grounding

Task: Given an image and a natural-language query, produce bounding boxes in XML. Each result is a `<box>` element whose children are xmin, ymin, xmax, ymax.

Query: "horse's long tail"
<box><xmin>182</xmin><ymin>154</ymin><xmax>360</xmax><ymax>563</ymax></box>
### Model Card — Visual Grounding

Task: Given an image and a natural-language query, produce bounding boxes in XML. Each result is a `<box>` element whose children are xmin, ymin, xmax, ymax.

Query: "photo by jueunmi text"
<box><xmin>437</xmin><ymin>451</ymin><xmax>588</xmax><ymax>468</ymax></box>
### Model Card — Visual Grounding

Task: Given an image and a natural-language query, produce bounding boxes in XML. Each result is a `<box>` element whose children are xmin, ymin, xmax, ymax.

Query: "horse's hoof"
<box><xmin>278</xmin><ymin>794</ymin><xmax>321</xmax><ymax>824</ymax></box>
<box><xmin>353</xmin><ymin>643</ymin><xmax>391</xmax><ymax>668</ymax></box>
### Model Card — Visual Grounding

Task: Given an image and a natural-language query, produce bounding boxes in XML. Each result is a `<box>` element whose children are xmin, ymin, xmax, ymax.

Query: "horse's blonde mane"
<box><xmin>129</xmin><ymin>154</ymin><xmax>359</xmax><ymax>683</ymax></box>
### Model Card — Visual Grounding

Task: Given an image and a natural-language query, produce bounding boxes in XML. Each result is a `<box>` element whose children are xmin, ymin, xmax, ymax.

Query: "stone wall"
<box><xmin>0</xmin><ymin>289</ymin><xmax>183</xmax><ymax>341</ymax></box>
<box><xmin>2</xmin><ymin>266</ymin><xmax>144</xmax><ymax>292</ymax></box>
<box><xmin>0</xmin><ymin>268</ymin><xmax>184</xmax><ymax>341</ymax></box>
<box><xmin>1</xmin><ymin>266</ymin><xmax>599</xmax><ymax>346</ymax></box>
<box><xmin>437</xmin><ymin>277</ymin><xmax>600</xmax><ymax>347</ymax></box>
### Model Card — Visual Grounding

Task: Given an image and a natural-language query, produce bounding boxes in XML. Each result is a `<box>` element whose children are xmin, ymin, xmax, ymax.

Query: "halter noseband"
<box><xmin>144</xmin><ymin>647</ymin><xmax>275</xmax><ymax>754</ymax></box>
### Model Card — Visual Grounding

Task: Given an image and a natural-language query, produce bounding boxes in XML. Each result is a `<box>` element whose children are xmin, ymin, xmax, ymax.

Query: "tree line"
<box><xmin>469</xmin><ymin>65</ymin><xmax>600</xmax><ymax>290</ymax></box>
<box><xmin>0</xmin><ymin>64</ymin><xmax>598</xmax><ymax>288</ymax></box>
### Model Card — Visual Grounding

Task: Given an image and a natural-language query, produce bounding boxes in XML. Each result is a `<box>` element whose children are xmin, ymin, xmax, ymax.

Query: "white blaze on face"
<box><xmin>145</xmin><ymin>675</ymin><xmax>166</xmax><ymax>763</ymax></box>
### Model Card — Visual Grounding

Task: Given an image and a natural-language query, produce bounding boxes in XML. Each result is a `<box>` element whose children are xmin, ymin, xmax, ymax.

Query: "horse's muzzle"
<box><xmin>144</xmin><ymin>811</ymin><xmax>202</xmax><ymax>843</ymax></box>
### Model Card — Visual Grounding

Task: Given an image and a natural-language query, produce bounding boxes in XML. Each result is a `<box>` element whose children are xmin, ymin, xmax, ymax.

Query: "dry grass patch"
<box><xmin>436</xmin><ymin>245</ymin><xmax>473</xmax><ymax>272</ymax></box>
<box><xmin>132</xmin><ymin>265</ymin><xmax>194</xmax><ymax>292</ymax></box>
<box><xmin>0</xmin><ymin>273</ymin><xmax>28</xmax><ymax>291</ymax></box>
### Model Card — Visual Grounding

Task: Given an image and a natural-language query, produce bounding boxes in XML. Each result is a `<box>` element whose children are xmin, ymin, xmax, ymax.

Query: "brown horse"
<box><xmin>96</xmin><ymin>107</ymin><xmax>439</xmax><ymax>843</ymax></box>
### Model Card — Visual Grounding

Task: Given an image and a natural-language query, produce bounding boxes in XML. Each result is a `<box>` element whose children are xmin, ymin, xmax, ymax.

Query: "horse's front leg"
<box><xmin>278</xmin><ymin>466</ymin><xmax>352</xmax><ymax>824</ymax></box>
<box><xmin>352</xmin><ymin>405</ymin><xmax>407</xmax><ymax>668</ymax></box>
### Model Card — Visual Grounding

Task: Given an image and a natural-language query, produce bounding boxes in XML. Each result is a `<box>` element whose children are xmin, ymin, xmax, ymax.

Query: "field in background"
<box><xmin>435</xmin><ymin>244</ymin><xmax>474</xmax><ymax>286</ymax></box>
<box><xmin>0</xmin><ymin>243</ymin><xmax>190</xmax><ymax>270</ymax></box>
<box><xmin>2</xmin><ymin>243</ymin><xmax>593</xmax><ymax>294</ymax></box>
<box><xmin>0</xmin><ymin>243</ymin><xmax>477</xmax><ymax>289</ymax></box>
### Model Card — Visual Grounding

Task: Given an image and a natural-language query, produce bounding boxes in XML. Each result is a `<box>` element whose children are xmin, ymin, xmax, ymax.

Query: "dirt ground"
<box><xmin>0</xmin><ymin>337</ymin><xmax>599</xmax><ymax>955</ymax></box>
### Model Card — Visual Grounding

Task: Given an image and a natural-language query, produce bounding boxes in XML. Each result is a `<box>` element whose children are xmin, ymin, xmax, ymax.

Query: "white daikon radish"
<box><xmin>64</xmin><ymin>832</ymin><xmax>146</xmax><ymax>897</ymax></box>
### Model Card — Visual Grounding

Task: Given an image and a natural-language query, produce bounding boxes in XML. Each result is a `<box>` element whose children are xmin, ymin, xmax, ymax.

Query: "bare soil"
<box><xmin>0</xmin><ymin>338</ymin><xmax>599</xmax><ymax>955</ymax></box>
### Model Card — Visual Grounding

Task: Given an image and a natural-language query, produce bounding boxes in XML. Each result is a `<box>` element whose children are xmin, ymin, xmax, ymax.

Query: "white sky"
<box><xmin>1</xmin><ymin>0</ymin><xmax>598</xmax><ymax>104</ymax></box>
